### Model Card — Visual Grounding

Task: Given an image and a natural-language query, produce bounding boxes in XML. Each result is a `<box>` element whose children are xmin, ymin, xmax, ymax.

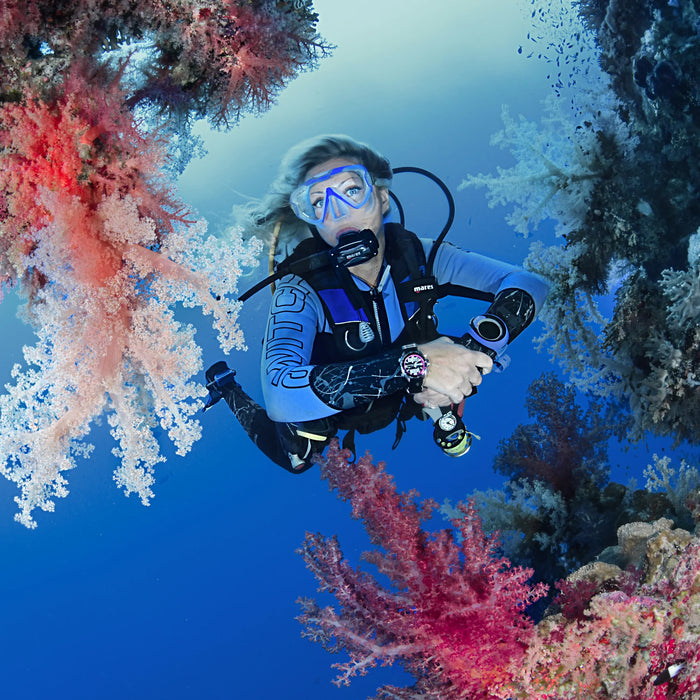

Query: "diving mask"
<box><xmin>289</xmin><ymin>165</ymin><xmax>375</xmax><ymax>224</ymax></box>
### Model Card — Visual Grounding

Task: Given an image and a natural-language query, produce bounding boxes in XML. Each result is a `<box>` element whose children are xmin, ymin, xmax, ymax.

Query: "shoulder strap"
<box><xmin>384</xmin><ymin>224</ymin><xmax>440</xmax><ymax>341</ymax></box>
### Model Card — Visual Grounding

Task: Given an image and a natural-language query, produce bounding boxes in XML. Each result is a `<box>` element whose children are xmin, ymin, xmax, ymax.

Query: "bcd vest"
<box><xmin>283</xmin><ymin>223</ymin><xmax>441</xmax><ymax>362</ymax></box>
<box><xmin>279</xmin><ymin>224</ymin><xmax>441</xmax><ymax>440</ymax></box>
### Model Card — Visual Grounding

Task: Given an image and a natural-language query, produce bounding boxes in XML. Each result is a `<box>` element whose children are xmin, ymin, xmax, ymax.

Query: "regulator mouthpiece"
<box><xmin>329</xmin><ymin>229</ymin><xmax>379</xmax><ymax>268</ymax></box>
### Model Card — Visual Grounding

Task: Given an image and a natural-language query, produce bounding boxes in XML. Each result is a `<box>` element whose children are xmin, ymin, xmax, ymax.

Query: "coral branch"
<box><xmin>508</xmin><ymin>521</ymin><xmax>700</xmax><ymax>699</ymax></box>
<box><xmin>0</xmin><ymin>0</ymin><xmax>322</xmax><ymax>525</ymax></box>
<box><xmin>297</xmin><ymin>442</ymin><xmax>547</xmax><ymax>698</ymax></box>
<box><xmin>462</xmin><ymin>0</ymin><xmax>700</xmax><ymax>444</ymax></box>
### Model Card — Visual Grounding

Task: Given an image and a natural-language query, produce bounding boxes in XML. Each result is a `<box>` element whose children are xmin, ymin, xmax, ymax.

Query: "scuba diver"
<box><xmin>204</xmin><ymin>135</ymin><xmax>549</xmax><ymax>473</ymax></box>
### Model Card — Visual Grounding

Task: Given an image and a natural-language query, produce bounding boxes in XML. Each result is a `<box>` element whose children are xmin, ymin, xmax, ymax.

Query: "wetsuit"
<box><xmin>213</xmin><ymin>225</ymin><xmax>549</xmax><ymax>472</ymax></box>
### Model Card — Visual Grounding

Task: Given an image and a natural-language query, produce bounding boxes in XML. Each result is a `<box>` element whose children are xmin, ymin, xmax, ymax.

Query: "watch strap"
<box><xmin>399</xmin><ymin>344</ymin><xmax>429</xmax><ymax>394</ymax></box>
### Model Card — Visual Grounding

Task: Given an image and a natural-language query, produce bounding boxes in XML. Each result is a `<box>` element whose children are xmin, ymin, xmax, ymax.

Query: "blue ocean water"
<box><xmin>0</xmin><ymin>2</ymin><xmax>689</xmax><ymax>698</ymax></box>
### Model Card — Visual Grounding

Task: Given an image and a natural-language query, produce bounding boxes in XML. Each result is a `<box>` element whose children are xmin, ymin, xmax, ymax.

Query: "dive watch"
<box><xmin>399</xmin><ymin>344</ymin><xmax>429</xmax><ymax>394</ymax></box>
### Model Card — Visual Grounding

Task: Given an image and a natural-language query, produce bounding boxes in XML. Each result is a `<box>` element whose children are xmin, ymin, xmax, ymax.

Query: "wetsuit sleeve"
<box><xmin>425</xmin><ymin>239</ymin><xmax>549</xmax><ymax>356</ymax></box>
<box><xmin>261</xmin><ymin>275</ymin><xmax>410</xmax><ymax>423</ymax></box>
<box><xmin>426</xmin><ymin>239</ymin><xmax>549</xmax><ymax>311</ymax></box>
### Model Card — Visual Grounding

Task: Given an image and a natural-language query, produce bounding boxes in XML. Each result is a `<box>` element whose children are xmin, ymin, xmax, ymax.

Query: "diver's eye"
<box><xmin>341</xmin><ymin>176</ymin><xmax>366</xmax><ymax>201</ymax></box>
<box><xmin>310</xmin><ymin>195</ymin><xmax>325</xmax><ymax>213</ymax></box>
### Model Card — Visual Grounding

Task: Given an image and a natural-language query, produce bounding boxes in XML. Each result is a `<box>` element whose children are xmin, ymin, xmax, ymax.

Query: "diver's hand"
<box><xmin>412</xmin><ymin>387</ymin><xmax>452</xmax><ymax>409</ymax></box>
<box><xmin>417</xmin><ymin>336</ymin><xmax>492</xmax><ymax>404</ymax></box>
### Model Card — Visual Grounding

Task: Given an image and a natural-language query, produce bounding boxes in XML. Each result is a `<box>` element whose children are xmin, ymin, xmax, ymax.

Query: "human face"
<box><xmin>295</xmin><ymin>157</ymin><xmax>390</xmax><ymax>247</ymax></box>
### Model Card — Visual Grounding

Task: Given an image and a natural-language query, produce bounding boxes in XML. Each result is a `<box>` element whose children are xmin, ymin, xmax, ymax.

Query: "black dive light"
<box><xmin>329</xmin><ymin>229</ymin><xmax>379</xmax><ymax>269</ymax></box>
<box><xmin>432</xmin><ymin>406</ymin><xmax>473</xmax><ymax>457</ymax></box>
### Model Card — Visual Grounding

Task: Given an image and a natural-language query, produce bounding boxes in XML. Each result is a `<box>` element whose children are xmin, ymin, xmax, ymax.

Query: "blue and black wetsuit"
<box><xmin>219</xmin><ymin>224</ymin><xmax>549</xmax><ymax>472</ymax></box>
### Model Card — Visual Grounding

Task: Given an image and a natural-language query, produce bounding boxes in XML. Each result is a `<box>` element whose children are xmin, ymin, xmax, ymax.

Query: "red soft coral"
<box><xmin>297</xmin><ymin>442</ymin><xmax>548</xmax><ymax>699</ymax></box>
<box><xmin>0</xmin><ymin>0</ymin><xmax>319</xmax><ymax>526</ymax></box>
<box><xmin>509</xmin><ymin>539</ymin><xmax>700</xmax><ymax>699</ymax></box>
<box><xmin>493</xmin><ymin>372</ymin><xmax>611</xmax><ymax>498</ymax></box>
<box><xmin>0</xmin><ymin>64</ymin><xmax>186</xmax><ymax>290</ymax></box>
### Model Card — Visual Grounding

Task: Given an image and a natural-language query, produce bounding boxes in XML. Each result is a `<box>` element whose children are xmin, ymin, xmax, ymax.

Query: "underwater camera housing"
<box><xmin>329</xmin><ymin>229</ymin><xmax>379</xmax><ymax>269</ymax></box>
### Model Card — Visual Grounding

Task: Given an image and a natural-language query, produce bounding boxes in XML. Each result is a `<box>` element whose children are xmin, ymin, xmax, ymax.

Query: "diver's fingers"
<box><xmin>473</xmin><ymin>351</ymin><xmax>494</xmax><ymax>375</ymax></box>
<box><xmin>413</xmin><ymin>388</ymin><xmax>452</xmax><ymax>408</ymax></box>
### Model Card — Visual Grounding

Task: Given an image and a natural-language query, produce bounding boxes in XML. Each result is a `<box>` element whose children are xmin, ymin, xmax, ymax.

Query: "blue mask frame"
<box><xmin>289</xmin><ymin>165</ymin><xmax>375</xmax><ymax>225</ymax></box>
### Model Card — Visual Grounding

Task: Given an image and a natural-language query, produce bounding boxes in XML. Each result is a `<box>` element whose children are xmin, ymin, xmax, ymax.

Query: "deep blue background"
<box><xmin>0</xmin><ymin>2</ymin><xmax>686</xmax><ymax>698</ymax></box>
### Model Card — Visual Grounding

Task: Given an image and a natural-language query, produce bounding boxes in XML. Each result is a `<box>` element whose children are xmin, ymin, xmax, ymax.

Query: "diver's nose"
<box><xmin>324</xmin><ymin>189</ymin><xmax>350</xmax><ymax>220</ymax></box>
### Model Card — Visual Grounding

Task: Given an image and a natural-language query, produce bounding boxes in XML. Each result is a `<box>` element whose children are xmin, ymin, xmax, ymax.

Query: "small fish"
<box><xmin>653</xmin><ymin>662</ymin><xmax>685</xmax><ymax>686</ymax></box>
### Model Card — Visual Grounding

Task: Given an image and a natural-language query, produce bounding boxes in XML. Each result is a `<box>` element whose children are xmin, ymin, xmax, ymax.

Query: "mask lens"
<box><xmin>290</xmin><ymin>165</ymin><xmax>374</xmax><ymax>223</ymax></box>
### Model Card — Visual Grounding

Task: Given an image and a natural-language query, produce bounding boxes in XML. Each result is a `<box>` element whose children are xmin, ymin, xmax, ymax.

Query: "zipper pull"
<box><xmin>358</xmin><ymin>321</ymin><xmax>375</xmax><ymax>343</ymax></box>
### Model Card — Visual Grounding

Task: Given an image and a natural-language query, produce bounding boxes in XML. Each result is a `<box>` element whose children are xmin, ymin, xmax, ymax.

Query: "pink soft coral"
<box><xmin>297</xmin><ymin>442</ymin><xmax>548</xmax><ymax>699</ymax></box>
<box><xmin>0</xmin><ymin>0</ymin><xmax>328</xmax><ymax>526</ymax></box>
<box><xmin>0</xmin><ymin>66</ymin><xmax>259</xmax><ymax>527</ymax></box>
<box><xmin>508</xmin><ymin>540</ymin><xmax>700</xmax><ymax>698</ymax></box>
<box><xmin>0</xmin><ymin>65</ymin><xmax>184</xmax><ymax>294</ymax></box>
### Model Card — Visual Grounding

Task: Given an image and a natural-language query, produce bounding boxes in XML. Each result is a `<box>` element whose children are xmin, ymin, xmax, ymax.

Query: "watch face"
<box><xmin>402</xmin><ymin>352</ymin><xmax>427</xmax><ymax>378</ymax></box>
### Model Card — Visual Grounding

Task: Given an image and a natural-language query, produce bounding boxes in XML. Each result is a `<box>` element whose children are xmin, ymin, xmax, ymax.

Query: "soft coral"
<box><xmin>297</xmin><ymin>442</ymin><xmax>548</xmax><ymax>698</ymax></box>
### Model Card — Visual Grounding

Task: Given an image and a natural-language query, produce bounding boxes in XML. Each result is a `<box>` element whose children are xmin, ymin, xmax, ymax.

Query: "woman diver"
<box><xmin>204</xmin><ymin>134</ymin><xmax>549</xmax><ymax>472</ymax></box>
